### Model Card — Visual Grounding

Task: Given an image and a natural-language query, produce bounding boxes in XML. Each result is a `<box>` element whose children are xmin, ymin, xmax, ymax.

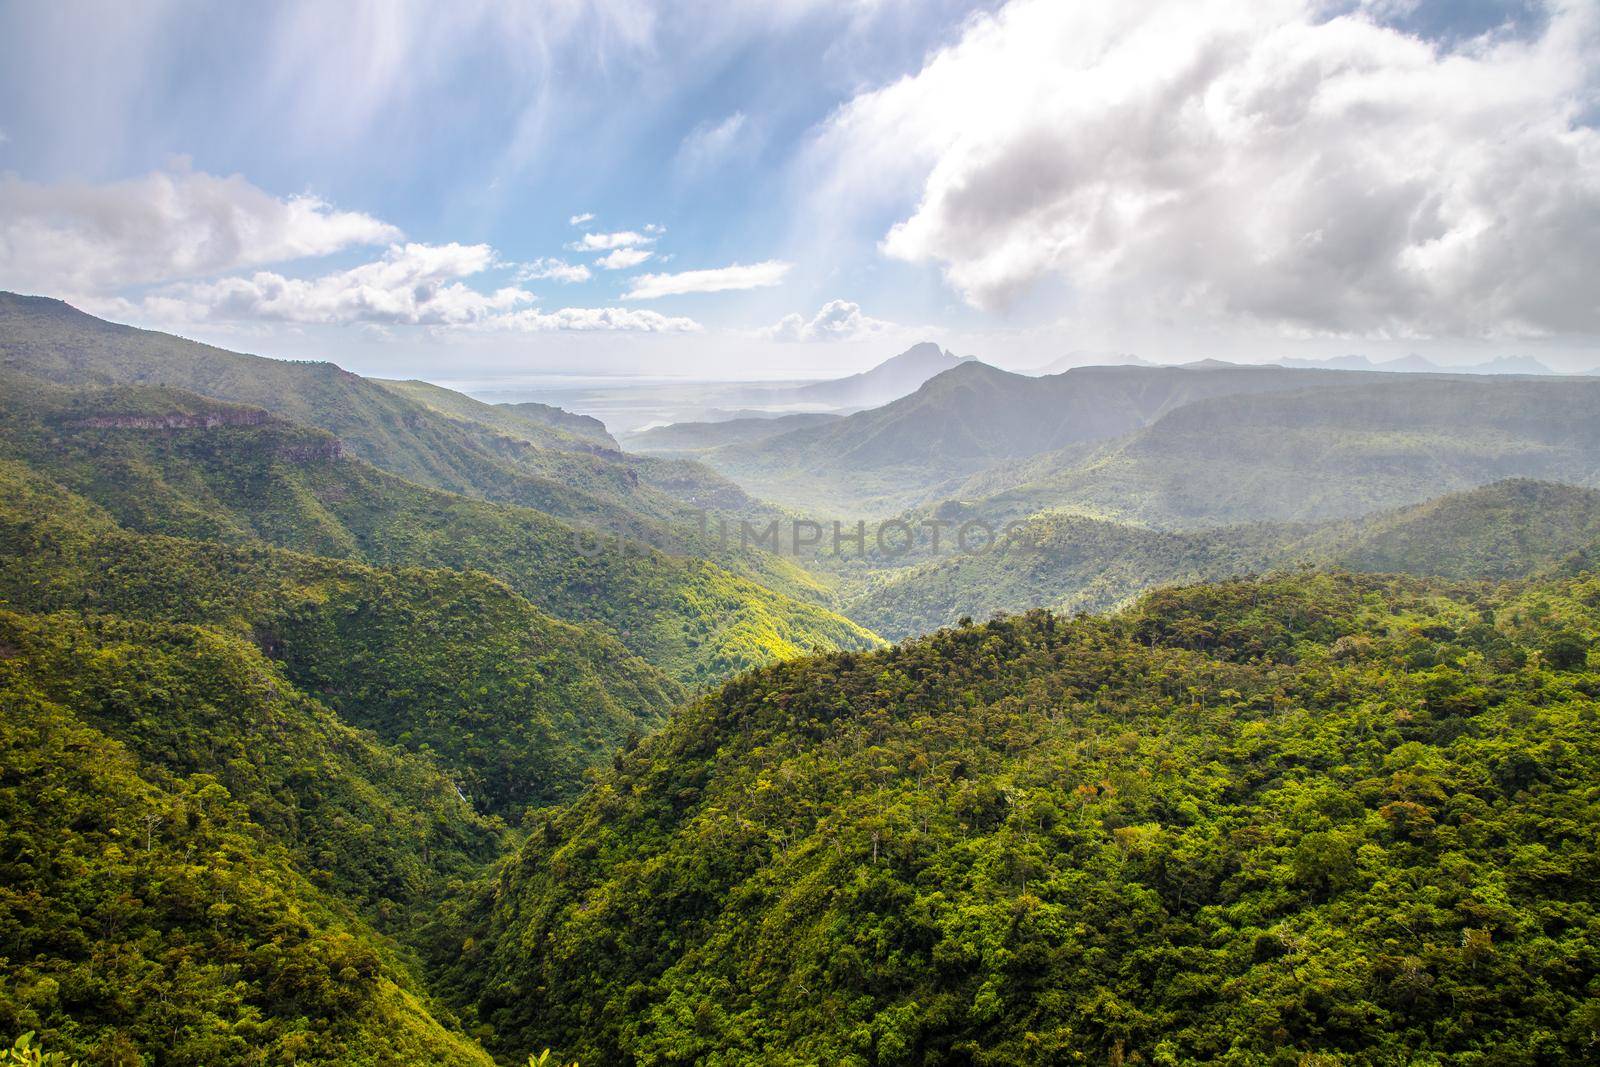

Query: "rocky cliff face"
<box><xmin>67</xmin><ymin>410</ymin><xmax>270</xmax><ymax>430</ymax></box>
<box><xmin>64</xmin><ymin>410</ymin><xmax>342</xmax><ymax>463</ymax></box>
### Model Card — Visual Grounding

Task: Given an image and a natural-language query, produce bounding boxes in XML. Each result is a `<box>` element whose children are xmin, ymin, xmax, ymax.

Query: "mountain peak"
<box><xmin>791</xmin><ymin>342</ymin><xmax>969</xmax><ymax>407</ymax></box>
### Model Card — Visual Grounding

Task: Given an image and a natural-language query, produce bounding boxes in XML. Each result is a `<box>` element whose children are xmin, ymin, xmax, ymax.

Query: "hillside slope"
<box><xmin>0</xmin><ymin>456</ymin><xmax>682</xmax><ymax>816</ymax></box>
<box><xmin>0</xmin><ymin>374</ymin><xmax>881</xmax><ymax>684</ymax></box>
<box><xmin>845</xmin><ymin>480</ymin><xmax>1600</xmax><ymax>638</ymax></box>
<box><xmin>438</xmin><ymin>571</ymin><xmax>1600</xmax><ymax>1065</ymax></box>
<box><xmin>958</xmin><ymin>379</ymin><xmax>1600</xmax><ymax>529</ymax></box>
<box><xmin>0</xmin><ymin>292</ymin><xmax>816</xmax><ymax>598</ymax></box>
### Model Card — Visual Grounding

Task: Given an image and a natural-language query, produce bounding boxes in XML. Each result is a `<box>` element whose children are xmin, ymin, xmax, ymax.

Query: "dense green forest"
<box><xmin>438</xmin><ymin>571</ymin><xmax>1600</xmax><ymax>1064</ymax></box>
<box><xmin>5</xmin><ymin>297</ymin><xmax>1600</xmax><ymax>1065</ymax></box>
<box><xmin>0</xmin><ymin>607</ymin><xmax>500</xmax><ymax>1064</ymax></box>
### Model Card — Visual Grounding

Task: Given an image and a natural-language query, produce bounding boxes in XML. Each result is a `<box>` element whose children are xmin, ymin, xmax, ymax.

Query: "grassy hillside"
<box><xmin>436</xmin><ymin>571</ymin><xmax>1600</xmax><ymax>1065</ymax></box>
<box><xmin>958</xmin><ymin>379</ymin><xmax>1600</xmax><ymax>529</ymax></box>
<box><xmin>0</xmin><ymin>374</ymin><xmax>881</xmax><ymax>684</ymax></box>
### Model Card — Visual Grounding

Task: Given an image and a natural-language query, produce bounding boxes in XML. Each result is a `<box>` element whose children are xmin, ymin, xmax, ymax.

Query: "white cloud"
<box><xmin>140</xmin><ymin>242</ymin><xmax>525</xmax><ymax>326</ymax></box>
<box><xmin>477</xmin><ymin>306</ymin><xmax>702</xmax><ymax>332</ymax></box>
<box><xmin>517</xmin><ymin>257</ymin><xmax>592</xmax><ymax>283</ymax></box>
<box><xmin>763</xmin><ymin>299</ymin><xmax>894</xmax><ymax>342</ymax></box>
<box><xmin>0</xmin><ymin>165</ymin><xmax>400</xmax><ymax>294</ymax></box>
<box><xmin>104</xmin><ymin>241</ymin><xmax>701</xmax><ymax>333</ymax></box>
<box><xmin>567</xmin><ymin>229</ymin><xmax>656</xmax><ymax>251</ymax></box>
<box><xmin>568</xmin><ymin>212</ymin><xmax>595</xmax><ymax>225</ymax></box>
<box><xmin>595</xmin><ymin>247</ymin><xmax>653</xmax><ymax>270</ymax></box>
<box><xmin>814</xmin><ymin>0</ymin><xmax>1600</xmax><ymax>338</ymax></box>
<box><xmin>623</xmin><ymin>259</ymin><xmax>792</xmax><ymax>299</ymax></box>
<box><xmin>676</xmin><ymin>111</ymin><xmax>752</xmax><ymax>173</ymax></box>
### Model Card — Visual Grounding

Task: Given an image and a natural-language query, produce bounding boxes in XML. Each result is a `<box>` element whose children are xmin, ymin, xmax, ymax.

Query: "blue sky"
<box><xmin>1</xmin><ymin>0</ymin><xmax>1596</xmax><ymax>379</ymax></box>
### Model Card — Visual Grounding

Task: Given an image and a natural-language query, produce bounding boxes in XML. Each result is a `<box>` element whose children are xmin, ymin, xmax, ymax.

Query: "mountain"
<box><xmin>1380</xmin><ymin>353</ymin><xmax>1442</xmax><ymax>372</ymax></box>
<box><xmin>787</xmin><ymin>341</ymin><xmax>972</xmax><ymax>409</ymax></box>
<box><xmin>1463</xmin><ymin>355</ymin><xmax>1556</xmax><ymax>375</ymax></box>
<box><xmin>953</xmin><ymin>377</ymin><xmax>1600</xmax><ymax>529</ymax></box>
<box><xmin>377</xmin><ymin>377</ymin><xmax>618</xmax><ymax>450</ymax></box>
<box><xmin>1278</xmin><ymin>354</ymin><xmax>1378</xmax><ymax>370</ymax></box>
<box><xmin>437</xmin><ymin>570</ymin><xmax>1600</xmax><ymax>1064</ymax></box>
<box><xmin>0</xmin><ymin>292</ymin><xmax>810</xmax><ymax>595</ymax></box>
<box><xmin>1276</xmin><ymin>354</ymin><xmax>1557</xmax><ymax>375</ymax></box>
<box><xmin>841</xmin><ymin>480</ymin><xmax>1600</xmax><ymax>638</ymax></box>
<box><xmin>694</xmin><ymin>361</ymin><xmax>1378</xmax><ymax>515</ymax></box>
<box><xmin>0</xmin><ymin>372</ymin><xmax>881</xmax><ymax>684</ymax></box>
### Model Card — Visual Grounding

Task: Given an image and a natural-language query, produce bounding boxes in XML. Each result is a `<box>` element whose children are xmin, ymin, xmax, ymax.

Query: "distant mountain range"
<box><xmin>1025</xmin><ymin>350</ymin><xmax>1154</xmax><ymax>375</ymax></box>
<box><xmin>1276</xmin><ymin>352</ymin><xmax>1558</xmax><ymax>374</ymax></box>
<box><xmin>670</xmin><ymin>360</ymin><xmax>1386</xmax><ymax>514</ymax></box>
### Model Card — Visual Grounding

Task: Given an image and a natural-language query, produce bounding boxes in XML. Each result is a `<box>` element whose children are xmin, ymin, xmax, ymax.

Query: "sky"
<box><xmin>1</xmin><ymin>0</ymin><xmax>1597</xmax><ymax>380</ymax></box>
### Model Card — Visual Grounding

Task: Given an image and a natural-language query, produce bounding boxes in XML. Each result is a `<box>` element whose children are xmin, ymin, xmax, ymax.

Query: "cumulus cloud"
<box><xmin>517</xmin><ymin>257</ymin><xmax>592</xmax><ymax>283</ymax></box>
<box><xmin>477</xmin><ymin>306</ymin><xmax>701</xmax><ymax>332</ymax></box>
<box><xmin>815</xmin><ymin>0</ymin><xmax>1600</xmax><ymax>338</ymax></box>
<box><xmin>141</xmin><ymin>242</ymin><xmax>525</xmax><ymax>326</ymax></box>
<box><xmin>764</xmin><ymin>299</ymin><xmax>895</xmax><ymax>342</ymax></box>
<box><xmin>595</xmin><ymin>247</ymin><xmax>653</xmax><ymax>270</ymax></box>
<box><xmin>567</xmin><ymin>229</ymin><xmax>656</xmax><ymax>251</ymax></box>
<box><xmin>105</xmin><ymin>241</ymin><xmax>701</xmax><ymax>333</ymax></box>
<box><xmin>0</xmin><ymin>165</ymin><xmax>400</xmax><ymax>294</ymax></box>
<box><xmin>623</xmin><ymin>259</ymin><xmax>792</xmax><ymax>299</ymax></box>
<box><xmin>568</xmin><ymin>212</ymin><xmax>595</xmax><ymax>225</ymax></box>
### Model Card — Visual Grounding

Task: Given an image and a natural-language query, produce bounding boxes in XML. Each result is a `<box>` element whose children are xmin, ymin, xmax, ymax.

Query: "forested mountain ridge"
<box><xmin>0</xmin><ymin>372</ymin><xmax>881</xmax><ymax>684</ymax></box>
<box><xmin>1</xmin><ymin>633</ymin><xmax>498</xmax><ymax>1065</ymax></box>
<box><xmin>437</xmin><ymin>570</ymin><xmax>1600</xmax><ymax>1065</ymax></box>
<box><xmin>0</xmin><ymin>455</ymin><xmax>681</xmax><ymax>816</ymax></box>
<box><xmin>953</xmin><ymin>378</ymin><xmax>1600</xmax><ymax>529</ymax></box>
<box><xmin>843</xmin><ymin>480</ymin><xmax>1600</xmax><ymax>638</ymax></box>
<box><xmin>0</xmin><ymin>292</ymin><xmax>819</xmax><ymax>600</ymax></box>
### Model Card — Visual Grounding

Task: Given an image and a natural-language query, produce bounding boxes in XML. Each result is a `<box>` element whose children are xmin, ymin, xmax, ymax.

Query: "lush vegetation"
<box><xmin>0</xmin><ymin>291</ymin><xmax>843</xmax><ymax>604</ymax></box>
<box><xmin>841</xmin><ymin>481</ymin><xmax>1600</xmax><ymax>639</ymax></box>
<box><xmin>0</xmin><ymin>371</ymin><xmax>880</xmax><ymax>685</ymax></box>
<box><xmin>0</xmin><ymin>608</ymin><xmax>499</xmax><ymax>1064</ymax></box>
<box><xmin>0</xmin><ymin>455</ymin><xmax>681</xmax><ymax>817</ymax></box>
<box><xmin>7</xmin><ymin>293</ymin><xmax>1600</xmax><ymax>1064</ymax></box>
<box><xmin>437</xmin><ymin>571</ymin><xmax>1600</xmax><ymax>1064</ymax></box>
